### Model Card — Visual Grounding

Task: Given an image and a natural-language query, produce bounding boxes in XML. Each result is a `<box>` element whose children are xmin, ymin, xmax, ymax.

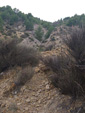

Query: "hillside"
<box><xmin>53</xmin><ymin>14</ymin><xmax>85</xmax><ymax>27</ymax></box>
<box><xmin>0</xmin><ymin>5</ymin><xmax>54</xmax><ymax>48</ymax></box>
<box><xmin>0</xmin><ymin>5</ymin><xmax>85</xmax><ymax>113</ymax></box>
<box><xmin>0</xmin><ymin>6</ymin><xmax>85</xmax><ymax>49</ymax></box>
<box><xmin>0</xmin><ymin>52</ymin><xmax>85</xmax><ymax>113</ymax></box>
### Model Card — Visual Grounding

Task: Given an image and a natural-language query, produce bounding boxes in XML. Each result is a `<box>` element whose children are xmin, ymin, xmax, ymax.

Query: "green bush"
<box><xmin>45</xmin><ymin>26</ymin><xmax>54</xmax><ymax>39</ymax></box>
<box><xmin>0</xmin><ymin>16</ymin><xmax>3</xmax><ymax>31</ymax></box>
<box><xmin>35</xmin><ymin>26</ymin><xmax>44</xmax><ymax>41</ymax></box>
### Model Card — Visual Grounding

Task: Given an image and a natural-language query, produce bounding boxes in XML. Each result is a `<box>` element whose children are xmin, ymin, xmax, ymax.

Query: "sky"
<box><xmin>0</xmin><ymin>0</ymin><xmax>85</xmax><ymax>22</ymax></box>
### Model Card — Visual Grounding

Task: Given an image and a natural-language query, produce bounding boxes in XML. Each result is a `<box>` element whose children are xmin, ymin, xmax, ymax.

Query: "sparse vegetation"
<box><xmin>14</xmin><ymin>45</ymin><xmax>39</xmax><ymax>67</ymax></box>
<box><xmin>14</xmin><ymin>66</ymin><xmax>34</xmax><ymax>87</ymax></box>
<box><xmin>42</xmin><ymin>28</ymin><xmax>85</xmax><ymax>98</ymax></box>
<box><xmin>0</xmin><ymin>39</ymin><xmax>18</xmax><ymax>72</ymax></box>
<box><xmin>0</xmin><ymin>5</ymin><xmax>85</xmax><ymax>113</ymax></box>
<box><xmin>0</xmin><ymin>39</ymin><xmax>39</xmax><ymax>73</ymax></box>
<box><xmin>64</xmin><ymin>28</ymin><xmax>85</xmax><ymax>64</ymax></box>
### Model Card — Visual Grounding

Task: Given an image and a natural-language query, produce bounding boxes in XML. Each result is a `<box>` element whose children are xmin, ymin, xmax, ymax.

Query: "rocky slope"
<box><xmin>0</xmin><ymin>52</ymin><xmax>84</xmax><ymax>113</ymax></box>
<box><xmin>0</xmin><ymin>24</ymin><xmax>84</xmax><ymax>113</ymax></box>
<box><xmin>0</xmin><ymin>6</ymin><xmax>85</xmax><ymax>113</ymax></box>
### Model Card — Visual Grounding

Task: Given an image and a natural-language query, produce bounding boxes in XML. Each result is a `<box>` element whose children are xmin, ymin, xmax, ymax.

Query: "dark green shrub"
<box><xmin>35</xmin><ymin>26</ymin><xmax>44</xmax><ymax>41</ymax></box>
<box><xmin>45</xmin><ymin>26</ymin><xmax>54</xmax><ymax>39</ymax></box>
<box><xmin>0</xmin><ymin>16</ymin><xmax>4</xmax><ymax>31</ymax></box>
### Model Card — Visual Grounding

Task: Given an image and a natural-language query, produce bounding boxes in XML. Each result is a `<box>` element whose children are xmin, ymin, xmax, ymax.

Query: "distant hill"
<box><xmin>53</xmin><ymin>14</ymin><xmax>85</xmax><ymax>27</ymax></box>
<box><xmin>0</xmin><ymin>5</ymin><xmax>85</xmax><ymax>49</ymax></box>
<box><xmin>0</xmin><ymin>5</ymin><xmax>54</xmax><ymax>41</ymax></box>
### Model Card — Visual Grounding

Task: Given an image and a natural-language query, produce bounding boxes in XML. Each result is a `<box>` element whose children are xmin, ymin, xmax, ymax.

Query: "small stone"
<box><xmin>17</xmin><ymin>103</ymin><xmax>21</xmax><ymax>106</ymax></box>
<box><xmin>45</xmin><ymin>81</ymin><xmax>49</xmax><ymax>85</ymax></box>
<box><xmin>25</xmin><ymin>107</ymin><xmax>29</xmax><ymax>110</ymax></box>
<box><xmin>39</xmin><ymin>85</ymin><xmax>43</xmax><ymax>88</ymax></box>
<box><xmin>48</xmin><ymin>96</ymin><xmax>51</xmax><ymax>100</ymax></box>
<box><xmin>31</xmin><ymin>97</ymin><xmax>36</xmax><ymax>101</ymax></box>
<box><xmin>33</xmin><ymin>102</ymin><xmax>35</xmax><ymax>105</ymax></box>
<box><xmin>12</xmin><ymin>91</ymin><xmax>18</xmax><ymax>95</ymax></box>
<box><xmin>14</xmin><ymin>91</ymin><xmax>17</xmax><ymax>94</ymax></box>
<box><xmin>26</xmin><ymin>98</ymin><xmax>30</xmax><ymax>103</ymax></box>
<box><xmin>46</xmin><ymin>85</ymin><xmax>50</xmax><ymax>90</ymax></box>
<box><xmin>37</xmin><ymin>89</ymin><xmax>42</xmax><ymax>93</ymax></box>
<box><xmin>38</xmin><ymin>100</ymin><xmax>41</xmax><ymax>104</ymax></box>
<box><xmin>36</xmin><ymin>90</ymin><xmax>41</xmax><ymax>96</ymax></box>
<box><xmin>14</xmin><ymin>95</ymin><xmax>18</xmax><ymax>99</ymax></box>
<box><xmin>36</xmin><ymin>105</ymin><xmax>40</xmax><ymax>107</ymax></box>
<box><xmin>32</xmin><ymin>92</ymin><xmax>36</xmax><ymax>96</ymax></box>
<box><xmin>35</xmin><ymin>67</ymin><xmax>40</xmax><ymax>73</ymax></box>
<box><xmin>1</xmin><ymin>103</ymin><xmax>6</xmax><ymax>107</ymax></box>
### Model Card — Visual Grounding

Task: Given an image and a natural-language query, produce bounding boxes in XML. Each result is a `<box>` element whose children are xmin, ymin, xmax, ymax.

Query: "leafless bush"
<box><xmin>42</xmin><ymin>28</ymin><xmax>85</xmax><ymax>98</ymax></box>
<box><xmin>63</xmin><ymin>28</ymin><xmax>85</xmax><ymax>65</ymax></box>
<box><xmin>13</xmin><ymin>45</ymin><xmax>39</xmax><ymax>67</ymax></box>
<box><xmin>42</xmin><ymin>54</ymin><xmax>85</xmax><ymax>97</ymax></box>
<box><xmin>63</xmin><ymin>28</ymin><xmax>85</xmax><ymax>96</ymax></box>
<box><xmin>14</xmin><ymin>66</ymin><xmax>34</xmax><ymax>87</ymax></box>
<box><xmin>42</xmin><ymin>55</ymin><xmax>73</xmax><ymax>73</ymax></box>
<box><xmin>0</xmin><ymin>39</ymin><xmax>39</xmax><ymax>73</ymax></box>
<box><xmin>0</xmin><ymin>39</ymin><xmax>18</xmax><ymax>72</ymax></box>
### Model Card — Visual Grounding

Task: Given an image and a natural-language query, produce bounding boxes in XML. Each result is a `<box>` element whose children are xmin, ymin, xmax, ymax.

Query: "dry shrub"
<box><xmin>42</xmin><ymin>50</ymin><xmax>85</xmax><ymax>97</ymax></box>
<box><xmin>3</xmin><ymin>66</ymin><xmax>34</xmax><ymax>96</ymax></box>
<box><xmin>63</xmin><ymin>28</ymin><xmax>85</xmax><ymax>65</ymax></box>
<box><xmin>14</xmin><ymin>66</ymin><xmax>34</xmax><ymax>87</ymax></box>
<box><xmin>0</xmin><ymin>39</ymin><xmax>18</xmax><ymax>72</ymax></box>
<box><xmin>13</xmin><ymin>45</ymin><xmax>39</xmax><ymax>67</ymax></box>
<box><xmin>63</xmin><ymin>28</ymin><xmax>85</xmax><ymax>97</ymax></box>
<box><xmin>0</xmin><ymin>39</ymin><xmax>39</xmax><ymax>73</ymax></box>
<box><xmin>42</xmin><ymin>55</ymin><xmax>73</xmax><ymax>73</ymax></box>
<box><xmin>43</xmin><ymin>28</ymin><xmax>85</xmax><ymax>98</ymax></box>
